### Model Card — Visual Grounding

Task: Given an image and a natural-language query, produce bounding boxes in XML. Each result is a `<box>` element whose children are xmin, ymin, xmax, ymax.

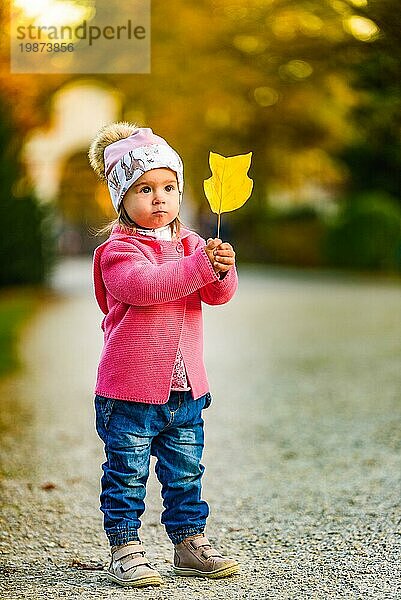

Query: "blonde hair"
<box><xmin>88</xmin><ymin>121</ymin><xmax>181</xmax><ymax>238</ymax></box>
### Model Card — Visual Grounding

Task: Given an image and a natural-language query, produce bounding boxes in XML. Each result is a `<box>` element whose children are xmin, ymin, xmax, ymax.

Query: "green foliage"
<box><xmin>268</xmin><ymin>205</ymin><xmax>320</xmax><ymax>223</ymax></box>
<box><xmin>0</xmin><ymin>100</ymin><xmax>56</xmax><ymax>287</ymax></box>
<box><xmin>230</xmin><ymin>204</ymin><xmax>324</xmax><ymax>267</ymax></box>
<box><xmin>0</xmin><ymin>196</ymin><xmax>56</xmax><ymax>286</ymax></box>
<box><xmin>323</xmin><ymin>193</ymin><xmax>401</xmax><ymax>271</ymax></box>
<box><xmin>0</xmin><ymin>291</ymin><xmax>37</xmax><ymax>377</ymax></box>
<box><xmin>336</xmin><ymin>1</ymin><xmax>401</xmax><ymax>203</ymax></box>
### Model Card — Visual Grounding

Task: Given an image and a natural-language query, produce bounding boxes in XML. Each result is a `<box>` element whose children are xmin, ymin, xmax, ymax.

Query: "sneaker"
<box><xmin>107</xmin><ymin>540</ymin><xmax>163</xmax><ymax>587</ymax></box>
<box><xmin>173</xmin><ymin>533</ymin><xmax>240</xmax><ymax>579</ymax></box>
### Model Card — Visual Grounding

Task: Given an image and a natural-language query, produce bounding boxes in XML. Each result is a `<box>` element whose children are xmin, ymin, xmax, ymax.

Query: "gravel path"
<box><xmin>1</xmin><ymin>258</ymin><xmax>400</xmax><ymax>599</ymax></box>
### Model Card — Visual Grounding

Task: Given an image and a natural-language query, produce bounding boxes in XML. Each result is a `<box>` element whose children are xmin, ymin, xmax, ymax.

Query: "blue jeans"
<box><xmin>94</xmin><ymin>390</ymin><xmax>211</xmax><ymax>547</ymax></box>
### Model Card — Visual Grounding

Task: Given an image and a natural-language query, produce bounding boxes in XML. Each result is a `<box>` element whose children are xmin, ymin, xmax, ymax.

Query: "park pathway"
<box><xmin>0</xmin><ymin>257</ymin><xmax>400</xmax><ymax>599</ymax></box>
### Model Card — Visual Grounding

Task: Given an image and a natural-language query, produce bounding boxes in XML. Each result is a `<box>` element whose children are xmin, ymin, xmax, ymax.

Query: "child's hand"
<box><xmin>212</xmin><ymin>241</ymin><xmax>236</xmax><ymax>274</ymax></box>
<box><xmin>205</xmin><ymin>238</ymin><xmax>222</xmax><ymax>273</ymax></box>
<box><xmin>205</xmin><ymin>238</ymin><xmax>236</xmax><ymax>274</ymax></box>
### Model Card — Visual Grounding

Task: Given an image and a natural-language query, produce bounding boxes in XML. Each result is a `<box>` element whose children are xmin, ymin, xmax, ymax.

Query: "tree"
<box><xmin>0</xmin><ymin>98</ymin><xmax>54</xmax><ymax>286</ymax></box>
<box><xmin>336</xmin><ymin>0</ymin><xmax>401</xmax><ymax>202</ymax></box>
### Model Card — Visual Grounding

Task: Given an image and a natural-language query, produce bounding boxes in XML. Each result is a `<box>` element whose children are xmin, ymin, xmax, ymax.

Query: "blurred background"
<box><xmin>0</xmin><ymin>0</ymin><xmax>400</xmax><ymax>373</ymax></box>
<box><xmin>0</xmin><ymin>5</ymin><xmax>401</xmax><ymax>594</ymax></box>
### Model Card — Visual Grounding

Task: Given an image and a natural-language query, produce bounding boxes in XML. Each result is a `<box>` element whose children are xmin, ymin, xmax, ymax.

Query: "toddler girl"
<box><xmin>88</xmin><ymin>123</ymin><xmax>239</xmax><ymax>587</ymax></box>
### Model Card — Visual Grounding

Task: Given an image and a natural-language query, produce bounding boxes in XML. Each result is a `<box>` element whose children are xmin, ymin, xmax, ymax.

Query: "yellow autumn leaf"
<box><xmin>203</xmin><ymin>151</ymin><xmax>253</xmax><ymax>217</ymax></box>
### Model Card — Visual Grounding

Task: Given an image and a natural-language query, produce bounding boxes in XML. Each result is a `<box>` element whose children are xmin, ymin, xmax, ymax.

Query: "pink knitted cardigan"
<box><xmin>92</xmin><ymin>225</ymin><xmax>238</xmax><ymax>403</ymax></box>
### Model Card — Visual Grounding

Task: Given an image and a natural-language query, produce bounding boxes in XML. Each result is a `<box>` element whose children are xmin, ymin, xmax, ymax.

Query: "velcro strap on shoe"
<box><xmin>191</xmin><ymin>536</ymin><xmax>211</xmax><ymax>549</ymax></box>
<box><xmin>121</xmin><ymin>555</ymin><xmax>150</xmax><ymax>572</ymax></box>
<box><xmin>202</xmin><ymin>547</ymin><xmax>223</xmax><ymax>559</ymax></box>
<box><xmin>113</xmin><ymin>543</ymin><xmax>145</xmax><ymax>561</ymax></box>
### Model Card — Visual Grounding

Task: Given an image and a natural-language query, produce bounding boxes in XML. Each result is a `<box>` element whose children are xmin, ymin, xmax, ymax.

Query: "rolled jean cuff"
<box><xmin>106</xmin><ymin>525</ymin><xmax>140</xmax><ymax>548</ymax></box>
<box><xmin>168</xmin><ymin>523</ymin><xmax>206</xmax><ymax>545</ymax></box>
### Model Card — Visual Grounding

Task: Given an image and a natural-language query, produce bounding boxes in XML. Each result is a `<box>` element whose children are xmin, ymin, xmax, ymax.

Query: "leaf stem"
<box><xmin>217</xmin><ymin>213</ymin><xmax>221</xmax><ymax>238</ymax></box>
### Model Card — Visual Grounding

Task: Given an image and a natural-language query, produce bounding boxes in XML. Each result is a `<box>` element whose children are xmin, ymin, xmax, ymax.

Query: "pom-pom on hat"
<box><xmin>89</xmin><ymin>123</ymin><xmax>184</xmax><ymax>213</ymax></box>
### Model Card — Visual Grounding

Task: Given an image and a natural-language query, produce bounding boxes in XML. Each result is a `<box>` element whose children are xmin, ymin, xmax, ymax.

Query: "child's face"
<box><xmin>122</xmin><ymin>168</ymin><xmax>180</xmax><ymax>229</ymax></box>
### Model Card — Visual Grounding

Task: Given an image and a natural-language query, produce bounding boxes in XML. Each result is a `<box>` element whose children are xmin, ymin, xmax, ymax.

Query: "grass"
<box><xmin>0</xmin><ymin>289</ymin><xmax>39</xmax><ymax>378</ymax></box>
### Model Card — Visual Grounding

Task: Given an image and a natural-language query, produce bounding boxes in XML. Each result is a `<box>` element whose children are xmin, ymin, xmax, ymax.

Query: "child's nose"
<box><xmin>153</xmin><ymin>190</ymin><xmax>165</xmax><ymax>204</ymax></box>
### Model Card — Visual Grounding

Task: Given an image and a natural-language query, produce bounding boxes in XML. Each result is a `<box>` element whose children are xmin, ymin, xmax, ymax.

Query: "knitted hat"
<box><xmin>103</xmin><ymin>127</ymin><xmax>184</xmax><ymax>212</ymax></box>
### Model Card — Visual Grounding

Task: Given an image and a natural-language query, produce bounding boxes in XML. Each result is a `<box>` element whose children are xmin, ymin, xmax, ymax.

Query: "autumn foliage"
<box><xmin>0</xmin><ymin>0</ymin><xmax>400</xmax><ymax>272</ymax></box>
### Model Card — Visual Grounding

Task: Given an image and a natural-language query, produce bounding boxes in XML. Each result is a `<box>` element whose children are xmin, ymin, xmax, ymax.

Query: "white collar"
<box><xmin>135</xmin><ymin>223</ymin><xmax>173</xmax><ymax>241</ymax></box>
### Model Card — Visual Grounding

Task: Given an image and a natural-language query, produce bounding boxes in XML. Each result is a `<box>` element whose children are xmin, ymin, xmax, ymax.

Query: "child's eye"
<box><xmin>165</xmin><ymin>184</ymin><xmax>175</xmax><ymax>192</ymax></box>
<box><xmin>139</xmin><ymin>186</ymin><xmax>152</xmax><ymax>193</ymax></box>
